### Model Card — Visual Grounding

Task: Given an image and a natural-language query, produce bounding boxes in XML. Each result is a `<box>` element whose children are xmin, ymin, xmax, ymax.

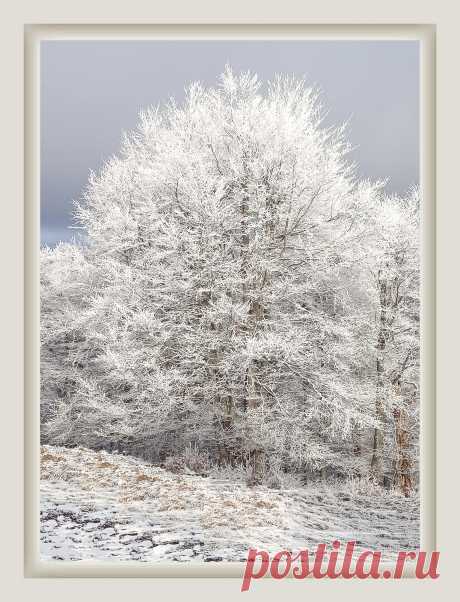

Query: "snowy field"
<box><xmin>40</xmin><ymin>445</ymin><xmax>419</xmax><ymax>562</ymax></box>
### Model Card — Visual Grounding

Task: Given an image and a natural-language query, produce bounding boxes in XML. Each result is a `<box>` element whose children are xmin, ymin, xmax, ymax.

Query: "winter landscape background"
<box><xmin>40</xmin><ymin>41</ymin><xmax>420</xmax><ymax>562</ymax></box>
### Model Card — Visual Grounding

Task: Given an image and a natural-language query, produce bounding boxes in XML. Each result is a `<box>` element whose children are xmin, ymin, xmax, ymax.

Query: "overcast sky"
<box><xmin>41</xmin><ymin>40</ymin><xmax>419</xmax><ymax>246</ymax></box>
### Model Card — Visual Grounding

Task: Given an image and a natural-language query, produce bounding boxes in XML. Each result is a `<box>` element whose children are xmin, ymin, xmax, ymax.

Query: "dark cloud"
<box><xmin>41</xmin><ymin>40</ymin><xmax>419</xmax><ymax>246</ymax></box>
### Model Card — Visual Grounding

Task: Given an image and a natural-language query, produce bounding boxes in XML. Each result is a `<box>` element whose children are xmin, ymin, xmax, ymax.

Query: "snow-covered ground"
<box><xmin>40</xmin><ymin>445</ymin><xmax>419</xmax><ymax>562</ymax></box>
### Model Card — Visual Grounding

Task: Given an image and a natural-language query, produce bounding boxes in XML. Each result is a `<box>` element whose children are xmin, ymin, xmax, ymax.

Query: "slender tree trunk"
<box><xmin>393</xmin><ymin>382</ymin><xmax>413</xmax><ymax>497</ymax></box>
<box><xmin>370</xmin><ymin>355</ymin><xmax>386</xmax><ymax>483</ymax></box>
<box><xmin>246</xmin><ymin>302</ymin><xmax>266</xmax><ymax>485</ymax></box>
<box><xmin>393</xmin><ymin>408</ymin><xmax>412</xmax><ymax>497</ymax></box>
<box><xmin>208</xmin><ymin>334</ymin><xmax>234</xmax><ymax>466</ymax></box>
<box><xmin>219</xmin><ymin>393</ymin><xmax>234</xmax><ymax>465</ymax></box>
<box><xmin>352</xmin><ymin>431</ymin><xmax>362</xmax><ymax>477</ymax></box>
<box><xmin>240</xmin><ymin>180</ymin><xmax>268</xmax><ymax>486</ymax></box>
<box><xmin>370</xmin><ymin>271</ymin><xmax>388</xmax><ymax>485</ymax></box>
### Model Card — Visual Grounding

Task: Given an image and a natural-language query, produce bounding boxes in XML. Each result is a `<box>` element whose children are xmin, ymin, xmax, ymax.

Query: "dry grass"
<box><xmin>40</xmin><ymin>445</ymin><xmax>289</xmax><ymax>531</ymax></box>
<box><xmin>40</xmin><ymin>445</ymin><xmax>420</xmax><ymax>561</ymax></box>
<box><xmin>41</xmin><ymin>452</ymin><xmax>65</xmax><ymax>463</ymax></box>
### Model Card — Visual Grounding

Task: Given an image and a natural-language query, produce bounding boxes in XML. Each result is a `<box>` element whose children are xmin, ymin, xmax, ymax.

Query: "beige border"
<box><xmin>24</xmin><ymin>23</ymin><xmax>435</xmax><ymax>580</ymax></box>
<box><xmin>6</xmin><ymin>1</ymin><xmax>459</xmax><ymax>597</ymax></box>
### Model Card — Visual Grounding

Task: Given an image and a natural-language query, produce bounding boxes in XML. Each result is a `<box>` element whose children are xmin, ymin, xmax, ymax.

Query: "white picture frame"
<box><xmin>1</xmin><ymin>2</ymin><xmax>456</xmax><ymax>600</ymax></box>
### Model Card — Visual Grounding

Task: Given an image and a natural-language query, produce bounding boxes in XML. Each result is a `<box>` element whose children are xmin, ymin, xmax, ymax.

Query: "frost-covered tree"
<box><xmin>40</xmin><ymin>69</ymin><xmax>420</xmax><ymax>491</ymax></box>
<box><xmin>364</xmin><ymin>188</ymin><xmax>420</xmax><ymax>494</ymax></box>
<box><xmin>41</xmin><ymin>243</ymin><xmax>93</xmax><ymax>441</ymax></box>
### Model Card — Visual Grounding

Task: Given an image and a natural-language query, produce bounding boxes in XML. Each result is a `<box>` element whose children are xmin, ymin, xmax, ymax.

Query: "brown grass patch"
<box><xmin>254</xmin><ymin>500</ymin><xmax>277</xmax><ymax>509</ymax></box>
<box><xmin>135</xmin><ymin>473</ymin><xmax>157</xmax><ymax>482</ymax></box>
<box><xmin>120</xmin><ymin>494</ymin><xmax>147</xmax><ymax>503</ymax></box>
<box><xmin>96</xmin><ymin>461</ymin><xmax>114</xmax><ymax>469</ymax></box>
<box><xmin>222</xmin><ymin>500</ymin><xmax>237</xmax><ymax>508</ymax></box>
<box><xmin>41</xmin><ymin>453</ymin><xmax>64</xmax><ymax>463</ymax></box>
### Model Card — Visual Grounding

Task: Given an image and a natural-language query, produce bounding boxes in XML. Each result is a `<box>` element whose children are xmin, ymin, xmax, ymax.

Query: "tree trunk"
<box><xmin>370</xmin><ymin>270</ymin><xmax>389</xmax><ymax>486</ymax></box>
<box><xmin>370</xmin><ymin>355</ymin><xmax>386</xmax><ymax>483</ymax></box>
<box><xmin>392</xmin><ymin>382</ymin><xmax>413</xmax><ymax>497</ymax></box>
<box><xmin>352</xmin><ymin>431</ymin><xmax>362</xmax><ymax>477</ymax></box>
<box><xmin>218</xmin><ymin>393</ymin><xmax>234</xmax><ymax>466</ymax></box>
<box><xmin>246</xmin><ymin>334</ymin><xmax>265</xmax><ymax>486</ymax></box>
<box><xmin>240</xmin><ymin>182</ymin><xmax>268</xmax><ymax>486</ymax></box>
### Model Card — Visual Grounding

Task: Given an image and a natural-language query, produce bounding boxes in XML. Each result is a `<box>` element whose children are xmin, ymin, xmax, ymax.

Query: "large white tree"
<box><xmin>41</xmin><ymin>69</ymin><xmax>420</xmax><ymax>491</ymax></box>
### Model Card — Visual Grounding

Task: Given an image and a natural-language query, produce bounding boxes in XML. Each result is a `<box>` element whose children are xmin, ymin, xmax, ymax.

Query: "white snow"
<box><xmin>40</xmin><ymin>445</ymin><xmax>419</xmax><ymax>562</ymax></box>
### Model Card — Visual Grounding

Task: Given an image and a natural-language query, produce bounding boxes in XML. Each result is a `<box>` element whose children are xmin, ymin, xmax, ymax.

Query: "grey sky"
<box><xmin>41</xmin><ymin>40</ymin><xmax>419</xmax><ymax>246</ymax></box>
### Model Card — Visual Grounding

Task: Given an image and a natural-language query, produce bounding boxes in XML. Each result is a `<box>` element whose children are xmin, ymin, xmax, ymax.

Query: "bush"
<box><xmin>162</xmin><ymin>444</ymin><xmax>211</xmax><ymax>476</ymax></box>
